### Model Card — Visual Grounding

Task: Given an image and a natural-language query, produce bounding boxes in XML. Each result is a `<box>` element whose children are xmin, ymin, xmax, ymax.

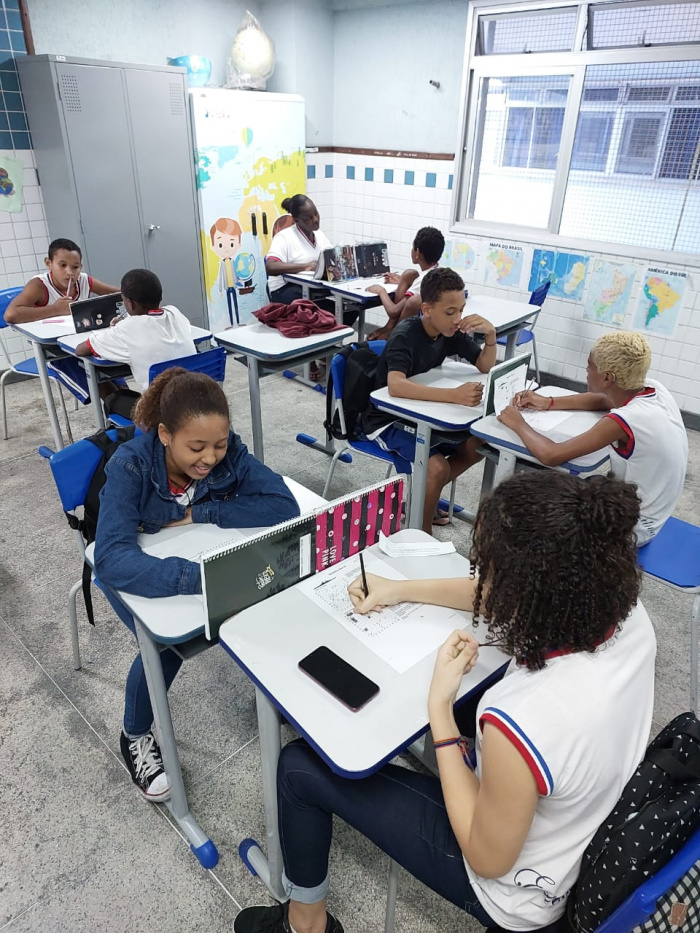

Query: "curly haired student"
<box><xmin>235</xmin><ymin>471</ymin><xmax>655</xmax><ymax>933</ymax></box>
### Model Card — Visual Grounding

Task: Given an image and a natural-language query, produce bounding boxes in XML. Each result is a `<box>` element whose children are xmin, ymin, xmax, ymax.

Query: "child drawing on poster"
<box><xmin>209</xmin><ymin>217</ymin><xmax>256</xmax><ymax>326</ymax></box>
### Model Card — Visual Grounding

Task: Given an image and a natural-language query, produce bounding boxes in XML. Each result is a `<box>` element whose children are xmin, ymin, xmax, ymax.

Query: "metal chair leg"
<box><xmin>68</xmin><ymin>577</ymin><xmax>82</xmax><ymax>670</ymax></box>
<box><xmin>0</xmin><ymin>369</ymin><xmax>9</xmax><ymax>440</ymax></box>
<box><xmin>56</xmin><ymin>384</ymin><xmax>74</xmax><ymax>445</ymax></box>
<box><xmin>384</xmin><ymin>858</ymin><xmax>399</xmax><ymax>933</ymax></box>
<box><xmin>322</xmin><ymin>445</ymin><xmax>349</xmax><ymax>499</ymax></box>
<box><xmin>447</xmin><ymin>479</ymin><xmax>457</xmax><ymax>522</ymax></box>
<box><xmin>691</xmin><ymin>594</ymin><xmax>699</xmax><ymax>717</ymax></box>
<box><xmin>531</xmin><ymin>333</ymin><xmax>541</xmax><ymax>384</ymax></box>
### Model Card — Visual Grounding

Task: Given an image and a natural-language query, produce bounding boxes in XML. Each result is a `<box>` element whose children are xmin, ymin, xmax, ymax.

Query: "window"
<box><xmin>478</xmin><ymin>7</ymin><xmax>578</xmax><ymax>54</ymax></box>
<box><xmin>456</xmin><ymin>1</ymin><xmax>700</xmax><ymax>259</ymax></box>
<box><xmin>615</xmin><ymin>112</ymin><xmax>664</xmax><ymax>175</ymax></box>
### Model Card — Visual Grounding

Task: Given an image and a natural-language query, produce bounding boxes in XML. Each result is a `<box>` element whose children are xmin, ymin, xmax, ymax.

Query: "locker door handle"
<box><xmin>148</xmin><ymin>224</ymin><xmax>161</xmax><ymax>232</ymax></box>
<box><xmin>250</xmin><ymin>213</ymin><xmax>257</xmax><ymax>236</ymax></box>
<box><xmin>262</xmin><ymin>212</ymin><xmax>268</xmax><ymax>235</ymax></box>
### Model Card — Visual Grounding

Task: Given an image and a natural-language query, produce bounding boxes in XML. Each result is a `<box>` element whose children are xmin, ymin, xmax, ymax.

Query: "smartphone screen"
<box><xmin>298</xmin><ymin>646</ymin><xmax>379</xmax><ymax>711</ymax></box>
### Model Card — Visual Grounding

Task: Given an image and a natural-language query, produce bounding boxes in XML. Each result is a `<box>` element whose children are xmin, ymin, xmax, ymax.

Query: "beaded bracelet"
<box><xmin>433</xmin><ymin>735</ymin><xmax>474</xmax><ymax>769</ymax></box>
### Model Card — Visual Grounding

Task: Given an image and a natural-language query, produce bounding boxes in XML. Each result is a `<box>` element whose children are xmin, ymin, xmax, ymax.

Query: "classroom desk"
<box><xmin>213</xmin><ymin>322</ymin><xmax>355</xmax><ymax>462</ymax></box>
<box><xmin>218</xmin><ymin>528</ymin><xmax>510</xmax><ymax>900</ymax></box>
<box><xmin>470</xmin><ymin>386</ymin><xmax>611</xmax><ymax>492</ymax></box>
<box><xmin>282</xmin><ymin>271</ymin><xmax>395</xmax><ymax>340</ymax></box>
<box><xmin>84</xmin><ymin>477</ymin><xmax>325</xmax><ymax>870</ymax></box>
<box><xmin>463</xmin><ymin>293</ymin><xmax>539</xmax><ymax>359</ymax></box>
<box><xmin>56</xmin><ymin>325</ymin><xmax>213</xmax><ymax>434</ymax></box>
<box><xmin>369</xmin><ymin>360</ymin><xmax>488</xmax><ymax>529</ymax></box>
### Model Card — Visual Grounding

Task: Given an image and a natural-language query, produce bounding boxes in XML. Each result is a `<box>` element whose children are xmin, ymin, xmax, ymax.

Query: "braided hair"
<box><xmin>471</xmin><ymin>471</ymin><xmax>641</xmax><ymax>671</ymax></box>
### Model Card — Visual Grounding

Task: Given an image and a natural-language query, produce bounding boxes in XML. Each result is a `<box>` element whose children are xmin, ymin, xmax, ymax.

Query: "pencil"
<box><xmin>359</xmin><ymin>552</ymin><xmax>369</xmax><ymax>598</ymax></box>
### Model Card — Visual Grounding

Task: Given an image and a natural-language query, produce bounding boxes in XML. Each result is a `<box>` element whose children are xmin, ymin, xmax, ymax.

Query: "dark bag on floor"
<box><xmin>567</xmin><ymin>712</ymin><xmax>700</xmax><ymax>932</ymax></box>
<box><xmin>103</xmin><ymin>387</ymin><xmax>141</xmax><ymax>421</ymax></box>
<box><xmin>324</xmin><ymin>342</ymin><xmax>380</xmax><ymax>441</ymax></box>
<box><xmin>64</xmin><ymin>425</ymin><xmax>136</xmax><ymax>626</ymax></box>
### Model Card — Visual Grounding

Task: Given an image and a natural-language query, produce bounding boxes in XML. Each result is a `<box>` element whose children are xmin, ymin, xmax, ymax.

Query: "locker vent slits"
<box><xmin>169</xmin><ymin>83</ymin><xmax>184</xmax><ymax>116</ymax></box>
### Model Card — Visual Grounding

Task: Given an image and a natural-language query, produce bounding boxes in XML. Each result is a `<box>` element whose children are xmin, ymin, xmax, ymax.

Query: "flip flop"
<box><xmin>432</xmin><ymin>509</ymin><xmax>452</xmax><ymax>526</ymax></box>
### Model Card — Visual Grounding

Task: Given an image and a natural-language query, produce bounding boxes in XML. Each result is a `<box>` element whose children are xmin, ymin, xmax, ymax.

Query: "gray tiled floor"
<box><xmin>1</xmin><ymin>361</ymin><xmax>698</xmax><ymax>932</ymax></box>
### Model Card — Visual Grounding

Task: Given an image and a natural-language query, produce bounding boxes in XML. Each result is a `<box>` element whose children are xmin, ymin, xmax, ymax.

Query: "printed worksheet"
<box><xmin>493</xmin><ymin>367</ymin><xmax>527</xmax><ymax>416</ymax></box>
<box><xmin>520</xmin><ymin>409</ymin><xmax>572</xmax><ymax>431</ymax></box>
<box><xmin>298</xmin><ymin>551</ymin><xmax>465</xmax><ymax>673</ymax></box>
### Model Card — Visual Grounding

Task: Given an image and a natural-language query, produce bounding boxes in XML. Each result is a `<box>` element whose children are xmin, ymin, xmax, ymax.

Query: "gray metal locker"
<box><xmin>17</xmin><ymin>55</ymin><xmax>206</xmax><ymax>327</ymax></box>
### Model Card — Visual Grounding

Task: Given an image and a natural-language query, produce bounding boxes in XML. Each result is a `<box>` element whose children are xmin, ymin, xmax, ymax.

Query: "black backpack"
<box><xmin>64</xmin><ymin>425</ymin><xmax>136</xmax><ymax>626</ymax></box>
<box><xmin>567</xmin><ymin>711</ymin><xmax>700</xmax><ymax>932</ymax></box>
<box><xmin>324</xmin><ymin>342</ymin><xmax>381</xmax><ymax>441</ymax></box>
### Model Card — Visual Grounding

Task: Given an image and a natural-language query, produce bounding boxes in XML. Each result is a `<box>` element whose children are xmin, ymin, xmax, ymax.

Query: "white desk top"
<box><xmin>284</xmin><ymin>271</ymin><xmax>395</xmax><ymax>302</ymax></box>
<box><xmin>88</xmin><ymin>478</ymin><xmax>325</xmax><ymax>643</ymax></box>
<box><xmin>13</xmin><ymin>319</ymin><xmax>211</xmax><ymax>347</ymax></box>
<box><xmin>464</xmin><ymin>293</ymin><xmax>538</xmax><ymax>333</ymax></box>
<box><xmin>218</xmin><ymin>529</ymin><xmax>510</xmax><ymax>778</ymax></box>
<box><xmin>371</xmin><ymin>360</ymin><xmax>487</xmax><ymax>430</ymax></box>
<box><xmin>214</xmin><ymin>321</ymin><xmax>355</xmax><ymax>360</ymax></box>
<box><xmin>470</xmin><ymin>386</ymin><xmax>611</xmax><ymax>473</ymax></box>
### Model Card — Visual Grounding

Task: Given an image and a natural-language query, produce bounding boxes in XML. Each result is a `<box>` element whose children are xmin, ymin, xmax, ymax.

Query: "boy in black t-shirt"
<box><xmin>362</xmin><ymin>267</ymin><xmax>497</xmax><ymax>534</ymax></box>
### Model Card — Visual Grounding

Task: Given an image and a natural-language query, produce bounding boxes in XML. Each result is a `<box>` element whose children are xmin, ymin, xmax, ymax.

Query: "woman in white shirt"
<box><xmin>265</xmin><ymin>195</ymin><xmax>332</xmax><ymax>305</ymax></box>
<box><xmin>234</xmin><ymin>471</ymin><xmax>655</xmax><ymax>933</ymax></box>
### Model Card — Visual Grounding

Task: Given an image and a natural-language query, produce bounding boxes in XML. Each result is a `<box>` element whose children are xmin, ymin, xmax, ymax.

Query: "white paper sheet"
<box><xmin>520</xmin><ymin>408</ymin><xmax>572</xmax><ymax>431</ymax></box>
<box><xmin>378</xmin><ymin>532</ymin><xmax>455</xmax><ymax>558</ymax></box>
<box><xmin>142</xmin><ymin>526</ymin><xmax>247</xmax><ymax>561</ymax></box>
<box><xmin>298</xmin><ymin>552</ymin><xmax>464</xmax><ymax>673</ymax></box>
<box><xmin>493</xmin><ymin>367</ymin><xmax>527</xmax><ymax>416</ymax></box>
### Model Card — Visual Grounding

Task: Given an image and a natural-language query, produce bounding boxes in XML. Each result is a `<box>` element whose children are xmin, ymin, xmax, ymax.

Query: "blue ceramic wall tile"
<box><xmin>5</xmin><ymin>9</ymin><xmax>22</xmax><ymax>31</ymax></box>
<box><xmin>384</xmin><ymin>169</ymin><xmax>394</xmax><ymax>184</ymax></box>
<box><xmin>346</xmin><ymin>165</ymin><xmax>355</xmax><ymax>179</ymax></box>
<box><xmin>11</xmin><ymin>129</ymin><xmax>30</xmax><ymax>149</ymax></box>
<box><xmin>448</xmin><ymin>174</ymin><xmax>454</xmax><ymax>190</ymax></box>
<box><xmin>404</xmin><ymin>170</ymin><xmax>414</xmax><ymax>185</ymax></box>
<box><xmin>8</xmin><ymin>109</ymin><xmax>25</xmax><ymax>130</ymax></box>
<box><xmin>426</xmin><ymin>172</ymin><xmax>437</xmax><ymax>188</ymax></box>
<box><xmin>0</xmin><ymin>111</ymin><xmax>8</xmax><ymax>131</ymax></box>
<box><xmin>9</xmin><ymin>31</ymin><xmax>25</xmax><ymax>53</ymax></box>
<box><xmin>0</xmin><ymin>129</ymin><xmax>12</xmax><ymax>149</ymax></box>
<box><xmin>0</xmin><ymin>68</ymin><xmax>18</xmax><ymax>91</ymax></box>
<box><xmin>0</xmin><ymin>57</ymin><xmax>17</xmax><ymax>72</ymax></box>
<box><xmin>325</xmin><ymin>164</ymin><xmax>333</xmax><ymax>178</ymax></box>
<box><xmin>365</xmin><ymin>167</ymin><xmax>374</xmax><ymax>181</ymax></box>
<box><xmin>0</xmin><ymin>30</ymin><xmax>11</xmax><ymax>52</ymax></box>
<box><xmin>3</xmin><ymin>89</ymin><xmax>21</xmax><ymax>110</ymax></box>
<box><xmin>307</xmin><ymin>164</ymin><xmax>316</xmax><ymax>179</ymax></box>
<box><xmin>3</xmin><ymin>0</ymin><xmax>20</xmax><ymax>10</ymax></box>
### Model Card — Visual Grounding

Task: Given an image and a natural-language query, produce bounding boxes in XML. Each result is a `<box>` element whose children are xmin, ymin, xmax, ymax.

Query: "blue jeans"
<box><xmin>104</xmin><ymin>587</ymin><xmax>183</xmax><ymax>738</ymax></box>
<box><xmin>277</xmin><ymin>739</ymin><xmax>494</xmax><ymax>925</ymax></box>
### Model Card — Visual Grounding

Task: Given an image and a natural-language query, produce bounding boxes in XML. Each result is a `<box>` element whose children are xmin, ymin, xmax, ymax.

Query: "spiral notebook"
<box><xmin>200</xmin><ymin>476</ymin><xmax>405</xmax><ymax>641</ymax></box>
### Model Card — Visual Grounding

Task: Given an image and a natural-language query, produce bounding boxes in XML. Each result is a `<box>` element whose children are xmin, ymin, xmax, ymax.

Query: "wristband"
<box><xmin>433</xmin><ymin>735</ymin><xmax>474</xmax><ymax>769</ymax></box>
<box><xmin>547</xmin><ymin>396</ymin><xmax>555</xmax><ymax>410</ymax></box>
<box><xmin>484</xmin><ymin>338</ymin><xmax>497</xmax><ymax>347</ymax></box>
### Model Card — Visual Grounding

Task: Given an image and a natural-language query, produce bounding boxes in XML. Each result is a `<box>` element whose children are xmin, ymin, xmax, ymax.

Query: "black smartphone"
<box><xmin>298</xmin><ymin>647</ymin><xmax>379</xmax><ymax>712</ymax></box>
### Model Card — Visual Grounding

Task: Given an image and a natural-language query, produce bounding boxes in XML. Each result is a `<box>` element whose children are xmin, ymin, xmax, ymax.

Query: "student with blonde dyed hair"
<box><xmin>499</xmin><ymin>330</ymin><xmax>688</xmax><ymax>544</ymax></box>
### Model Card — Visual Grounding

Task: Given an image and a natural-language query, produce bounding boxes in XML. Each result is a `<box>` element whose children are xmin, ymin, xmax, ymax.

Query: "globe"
<box><xmin>167</xmin><ymin>55</ymin><xmax>212</xmax><ymax>87</ymax></box>
<box><xmin>234</xmin><ymin>251</ymin><xmax>255</xmax><ymax>283</ymax></box>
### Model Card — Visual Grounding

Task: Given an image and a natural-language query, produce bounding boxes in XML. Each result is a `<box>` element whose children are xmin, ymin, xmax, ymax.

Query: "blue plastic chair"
<box><xmin>107</xmin><ymin>346</ymin><xmax>228</xmax><ymax>427</ymax></box>
<box><xmin>39</xmin><ymin>428</ymin><xmax>141</xmax><ymax>670</ymax></box>
<box><xmin>638</xmin><ymin>517</ymin><xmax>700</xmax><ymax>715</ymax></box>
<box><xmin>496</xmin><ymin>280</ymin><xmax>550</xmax><ymax>384</ymax></box>
<box><xmin>0</xmin><ymin>285</ymin><xmax>74</xmax><ymax>443</ymax></box>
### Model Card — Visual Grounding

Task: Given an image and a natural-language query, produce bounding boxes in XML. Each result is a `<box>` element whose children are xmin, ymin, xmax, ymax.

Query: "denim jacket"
<box><xmin>94</xmin><ymin>429</ymin><xmax>299</xmax><ymax>598</ymax></box>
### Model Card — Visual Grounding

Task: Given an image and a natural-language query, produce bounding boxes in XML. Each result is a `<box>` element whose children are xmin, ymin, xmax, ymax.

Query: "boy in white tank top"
<box><xmin>498</xmin><ymin>330</ymin><xmax>688</xmax><ymax>545</ymax></box>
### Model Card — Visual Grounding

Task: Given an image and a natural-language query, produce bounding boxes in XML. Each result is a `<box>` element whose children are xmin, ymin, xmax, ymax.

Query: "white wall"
<box><xmin>26</xmin><ymin>0</ymin><xmax>262</xmax><ymax>88</ymax></box>
<box><xmin>332</xmin><ymin>0</ymin><xmax>468</xmax><ymax>151</ymax></box>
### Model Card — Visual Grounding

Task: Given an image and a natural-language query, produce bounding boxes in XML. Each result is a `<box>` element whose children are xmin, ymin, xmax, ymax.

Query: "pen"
<box><xmin>359</xmin><ymin>552</ymin><xmax>369</xmax><ymax>599</ymax></box>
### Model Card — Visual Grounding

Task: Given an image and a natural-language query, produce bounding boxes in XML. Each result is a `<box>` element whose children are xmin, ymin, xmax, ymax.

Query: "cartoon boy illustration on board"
<box><xmin>209</xmin><ymin>217</ymin><xmax>256</xmax><ymax>326</ymax></box>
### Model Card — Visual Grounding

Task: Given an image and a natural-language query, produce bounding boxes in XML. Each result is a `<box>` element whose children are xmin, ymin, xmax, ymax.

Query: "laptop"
<box><xmin>70</xmin><ymin>292</ymin><xmax>125</xmax><ymax>333</ymax></box>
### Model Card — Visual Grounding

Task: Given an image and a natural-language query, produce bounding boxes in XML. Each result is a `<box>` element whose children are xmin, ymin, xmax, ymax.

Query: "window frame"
<box><xmin>452</xmin><ymin>0</ymin><xmax>700</xmax><ymax>267</ymax></box>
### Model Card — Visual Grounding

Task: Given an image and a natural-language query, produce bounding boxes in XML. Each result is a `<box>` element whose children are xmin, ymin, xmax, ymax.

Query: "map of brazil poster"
<box><xmin>583</xmin><ymin>260</ymin><xmax>637</xmax><ymax>328</ymax></box>
<box><xmin>529</xmin><ymin>249</ymin><xmax>590</xmax><ymax>301</ymax></box>
<box><xmin>632</xmin><ymin>267</ymin><xmax>687</xmax><ymax>338</ymax></box>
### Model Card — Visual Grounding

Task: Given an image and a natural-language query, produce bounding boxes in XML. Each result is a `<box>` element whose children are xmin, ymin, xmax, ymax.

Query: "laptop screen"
<box><xmin>70</xmin><ymin>293</ymin><xmax>124</xmax><ymax>333</ymax></box>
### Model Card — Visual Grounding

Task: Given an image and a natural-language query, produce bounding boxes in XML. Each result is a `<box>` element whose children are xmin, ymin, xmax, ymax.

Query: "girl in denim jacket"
<box><xmin>95</xmin><ymin>367</ymin><xmax>299</xmax><ymax>800</ymax></box>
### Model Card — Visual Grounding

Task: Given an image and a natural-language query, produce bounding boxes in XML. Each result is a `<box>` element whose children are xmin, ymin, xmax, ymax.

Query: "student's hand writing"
<box><xmin>498</xmin><ymin>405</ymin><xmax>525</xmax><ymax>430</ymax></box>
<box><xmin>348</xmin><ymin>572</ymin><xmax>401</xmax><ymax>613</ymax></box>
<box><xmin>458</xmin><ymin>314</ymin><xmax>496</xmax><ymax>341</ymax></box>
<box><xmin>513</xmin><ymin>389</ymin><xmax>547</xmax><ymax>411</ymax></box>
<box><xmin>452</xmin><ymin>381</ymin><xmax>484</xmax><ymax>407</ymax></box>
<box><xmin>384</xmin><ymin>272</ymin><xmax>401</xmax><ymax>285</ymax></box>
<box><xmin>365</xmin><ymin>285</ymin><xmax>386</xmax><ymax>296</ymax></box>
<box><xmin>428</xmin><ymin>630</ymin><xmax>479</xmax><ymax>709</ymax></box>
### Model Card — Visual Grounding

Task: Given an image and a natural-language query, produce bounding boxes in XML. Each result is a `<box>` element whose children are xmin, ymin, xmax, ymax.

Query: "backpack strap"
<box><xmin>646</xmin><ymin>747</ymin><xmax>700</xmax><ymax>783</ymax></box>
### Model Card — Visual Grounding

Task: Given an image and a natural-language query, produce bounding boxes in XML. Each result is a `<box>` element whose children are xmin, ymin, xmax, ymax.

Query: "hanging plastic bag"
<box><xmin>225</xmin><ymin>11</ymin><xmax>276</xmax><ymax>90</ymax></box>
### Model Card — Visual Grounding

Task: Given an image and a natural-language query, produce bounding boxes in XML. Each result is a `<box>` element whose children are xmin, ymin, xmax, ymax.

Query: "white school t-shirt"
<box><xmin>266</xmin><ymin>224</ymin><xmax>332</xmax><ymax>293</ymax></box>
<box><xmin>404</xmin><ymin>263</ymin><xmax>439</xmax><ymax>299</ymax></box>
<box><xmin>86</xmin><ymin>305</ymin><xmax>196</xmax><ymax>391</ymax></box>
<box><xmin>605</xmin><ymin>379</ymin><xmax>688</xmax><ymax>545</ymax></box>
<box><xmin>467</xmin><ymin>603</ymin><xmax>656</xmax><ymax>930</ymax></box>
<box><xmin>34</xmin><ymin>271</ymin><xmax>92</xmax><ymax>305</ymax></box>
